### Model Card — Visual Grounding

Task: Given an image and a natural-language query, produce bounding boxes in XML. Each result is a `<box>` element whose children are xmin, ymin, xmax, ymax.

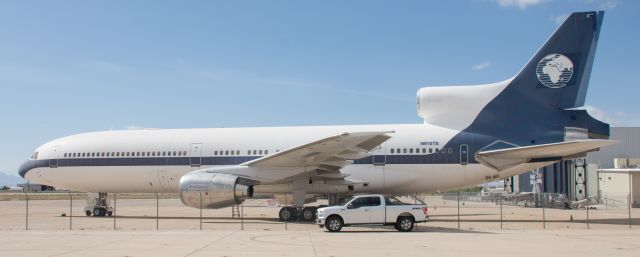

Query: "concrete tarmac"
<box><xmin>1</xmin><ymin>228</ymin><xmax>639</xmax><ymax>257</ymax></box>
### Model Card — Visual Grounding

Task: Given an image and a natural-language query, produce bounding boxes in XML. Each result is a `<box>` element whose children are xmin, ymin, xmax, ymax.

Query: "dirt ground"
<box><xmin>1</xmin><ymin>195</ymin><xmax>640</xmax><ymax>256</ymax></box>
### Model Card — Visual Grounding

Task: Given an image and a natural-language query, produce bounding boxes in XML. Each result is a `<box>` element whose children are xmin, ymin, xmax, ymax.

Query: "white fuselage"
<box><xmin>23</xmin><ymin>123</ymin><xmax>503</xmax><ymax>195</ymax></box>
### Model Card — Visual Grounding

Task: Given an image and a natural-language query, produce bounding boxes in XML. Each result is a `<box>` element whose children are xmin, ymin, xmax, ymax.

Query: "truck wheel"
<box><xmin>396</xmin><ymin>216</ymin><xmax>414</xmax><ymax>232</ymax></box>
<box><xmin>85</xmin><ymin>210</ymin><xmax>92</xmax><ymax>216</ymax></box>
<box><xmin>325</xmin><ymin>216</ymin><xmax>343</xmax><ymax>232</ymax></box>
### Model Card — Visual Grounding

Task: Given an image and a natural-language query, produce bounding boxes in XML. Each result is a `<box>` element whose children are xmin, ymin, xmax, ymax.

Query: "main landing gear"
<box><xmin>278</xmin><ymin>206</ymin><xmax>318</xmax><ymax>222</ymax></box>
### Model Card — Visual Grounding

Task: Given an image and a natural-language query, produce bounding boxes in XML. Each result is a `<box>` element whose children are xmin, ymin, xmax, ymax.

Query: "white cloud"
<box><xmin>583</xmin><ymin>105</ymin><xmax>629</xmax><ymax>126</ymax></box>
<box><xmin>494</xmin><ymin>0</ymin><xmax>547</xmax><ymax>9</ymax></box>
<box><xmin>550</xmin><ymin>13</ymin><xmax>569</xmax><ymax>25</ymax></box>
<box><xmin>598</xmin><ymin>0</ymin><xmax>618</xmax><ymax>9</ymax></box>
<box><xmin>122</xmin><ymin>125</ymin><xmax>145</xmax><ymax>130</ymax></box>
<box><xmin>471</xmin><ymin>61</ymin><xmax>491</xmax><ymax>71</ymax></box>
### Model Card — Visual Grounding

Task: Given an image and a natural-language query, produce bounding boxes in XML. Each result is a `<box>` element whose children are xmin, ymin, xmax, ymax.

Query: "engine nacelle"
<box><xmin>179</xmin><ymin>172</ymin><xmax>253</xmax><ymax>209</ymax></box>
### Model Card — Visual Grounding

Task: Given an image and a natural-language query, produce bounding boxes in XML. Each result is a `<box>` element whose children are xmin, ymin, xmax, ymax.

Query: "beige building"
<box><xmin>597</xmin><ymin>158</ymin><xmax>640</xmax><ymax>208</ymax></box>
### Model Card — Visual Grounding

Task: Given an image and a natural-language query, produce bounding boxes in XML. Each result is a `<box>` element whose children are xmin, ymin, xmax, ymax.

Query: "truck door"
<box><xmin>346</xmin><ymin>196</ymin><xmax>383</xmax><ymax>224</ymax></box>
<box><xmin>368</xmin><ymin>196</ymin><xmax>385</xmax><ymax>223</ymax></box>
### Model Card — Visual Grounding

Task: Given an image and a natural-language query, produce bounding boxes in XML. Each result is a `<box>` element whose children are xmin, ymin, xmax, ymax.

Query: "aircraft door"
<box><xmin>460</xmin><ymin>144</ymin><xmax>469</xmax><ymax>165</ymax></box>
<box><xmin>372</xmin><ymin>143</ymin><xmax>386</xmax><ymax>166</ymax></box>
<box><xmin>49</xmin><ymin>146</ymin><xmax>59</xmax><ymax>168</ymax></box>
<box><xmin>190</xmin><ymin>143</ymin><xmax>203</xmax><ymax>167</ymax></box>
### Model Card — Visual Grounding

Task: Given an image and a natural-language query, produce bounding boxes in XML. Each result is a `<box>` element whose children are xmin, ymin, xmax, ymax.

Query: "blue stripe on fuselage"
<box><xmin>18</xmin><ymin>152</ymin><xmax>469</xmax><ymax>179</ymax></box>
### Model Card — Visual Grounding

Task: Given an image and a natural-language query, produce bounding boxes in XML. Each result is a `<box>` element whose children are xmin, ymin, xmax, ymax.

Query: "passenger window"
<box><xmin>225</xmin><ymin>151</ymin><xmax>229</xmax><ymax>155</ymax></box>
<box><xmin>390</xmin><ymin>149</ymin><xmax>395</xmax><ymax>154</ymax></box>
<box><xmin>162</xmin><ymin>151</ymin><xmax>166</xmax><ymax>156</ymax></box>
<box><xmin>409</xmin><ymin>148</ymin><xmax>413</xmax><ymax>154</ymax></box>
<box><xmin>403</xmin><ymin>148</ymin><xmax>407</xmax><ymax>153</ymax></box>
<box><xmin>422</xmin><ymin>148</ymin><xmax>426</xmax><ymax>153</ymax></box>
<box><xmin>172</xmin><ymin>151</ymin><xmax>176</xmax><ymax>156</ymax></box>
<box><xmin>253</xmin><ymin>150</ymin><xmax>257</xmax><ymax>155</ymax></box>
<box><xmin>183</xmin><ymin>151</ymin><xmax>187</xmax><ymax>156</ymax></box>
<box><xmin>264</xmin><ymin>150</ymin><xmax>268</xmax><ymax>155</ymax></box>
<box><xmin>64</xmin><ymin>153</ymin><xmax>68</xmax><ymax>157</ymax></box>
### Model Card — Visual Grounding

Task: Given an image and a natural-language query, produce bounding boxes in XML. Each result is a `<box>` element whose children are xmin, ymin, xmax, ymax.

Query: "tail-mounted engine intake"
<box><xmin>179</xmin><ymin>171</ymin><xmax>253</xmax><ymax>209</ymax></box>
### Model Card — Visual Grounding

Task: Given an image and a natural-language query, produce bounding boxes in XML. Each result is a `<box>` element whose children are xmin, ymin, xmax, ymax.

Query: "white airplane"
<box><xmin>20</xmin><ymin>11</ymin><xmax>614</xmax><ymax>220</ymax></box>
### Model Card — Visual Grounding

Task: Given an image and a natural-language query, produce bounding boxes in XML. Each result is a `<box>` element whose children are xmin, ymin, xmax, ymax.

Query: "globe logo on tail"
<box><xmin>536</xmin><ymin>54</ymin><xmax>574</xmax><ymax>88</ymax></box>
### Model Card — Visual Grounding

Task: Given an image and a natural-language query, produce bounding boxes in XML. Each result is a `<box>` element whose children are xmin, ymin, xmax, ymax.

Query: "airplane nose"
<box><xmin>18</xmin><ymin>160</ymin><xmax>34</xmax><ymax>179</ymax></box>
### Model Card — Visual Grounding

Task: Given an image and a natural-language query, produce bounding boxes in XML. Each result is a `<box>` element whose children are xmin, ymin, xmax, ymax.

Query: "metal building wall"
<box><xmin>587</xmin><ymin>127</ymin><xmax>640</xmax><ymax>168</ymax></box>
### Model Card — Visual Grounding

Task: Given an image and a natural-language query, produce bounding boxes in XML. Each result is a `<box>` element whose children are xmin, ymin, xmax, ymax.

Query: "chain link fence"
<box><xmin>0</xmin><ymin>191</ymin><xmax>637</xmax><ymax>232</ymax></box>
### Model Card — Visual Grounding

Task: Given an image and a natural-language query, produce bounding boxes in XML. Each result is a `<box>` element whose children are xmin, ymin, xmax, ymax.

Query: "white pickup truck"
<box><xmin>316</xmin><ymin>194</ymin><xmax>429</xmax><ymax>232</ymax></box>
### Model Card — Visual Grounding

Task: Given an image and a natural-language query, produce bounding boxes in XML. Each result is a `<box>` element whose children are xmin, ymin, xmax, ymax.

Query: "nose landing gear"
<box><xmin>84</xmin><ymin>193</ymin><xmax>114</xmax><ymax>217</ymax></box>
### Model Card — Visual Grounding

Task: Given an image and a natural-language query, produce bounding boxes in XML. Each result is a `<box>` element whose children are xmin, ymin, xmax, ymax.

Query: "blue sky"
<box><xmin>0</xmin><ymin>0</ymin><xmax>638</xmax><ymax>176</ymax></box>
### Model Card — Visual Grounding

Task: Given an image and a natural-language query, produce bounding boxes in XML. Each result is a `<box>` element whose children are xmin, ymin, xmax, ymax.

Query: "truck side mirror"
<box><xmin>347</xmin><ymin>203</ymin><xmax>355</xmax><ymax>209</ymax></box>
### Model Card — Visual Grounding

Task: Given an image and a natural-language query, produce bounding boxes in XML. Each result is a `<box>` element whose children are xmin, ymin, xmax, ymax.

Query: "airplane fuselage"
<box><xmin>21</xmin><ymin>123</ymin><xmax>507</xmax><ymax>195</ymax></box>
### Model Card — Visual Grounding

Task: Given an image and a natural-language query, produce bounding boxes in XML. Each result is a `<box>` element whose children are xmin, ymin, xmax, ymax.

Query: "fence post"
<box><xmin>156</xmin><ymin>193</ymin><xmax>159</xmax><ymax>230</ymax></box>
<box><xmin>68</xmin><ymin>192</ymin><xmax>72</xmax><ymax>230</ymax></box>
<box><xmin>500</xmin><ymin>196</ymin><xmax>503</xmax><ymax>230</ymax></box>
<box><xmin>285</xmin><ymin>193</ymin><xmax>288</xmax><ymax>230</ymax></box>
<box><xmin>542</xmin><ymin>194</ymin><xmax>546</xmax><ymax>229</ymax></box>
<box><xmin>629</xmin><ymin>194</ymin><xmax>632</xmax><ymax>229</ymax></box>
<box><xmin>24</xmin><ymin>190</ymin><xmax>28</xmax><ymax>230</ymax></box>
<box><xmin>241</xmin><ymin>192</ymin><xmax>244</xmax><ymax>231</ymax></box>
<box><xmin>113</xmin><ymin>193</ymin><xmax>117</xmax><ymax>230</ymax></box>
<box><xmin>457</xmin><ymin>192</ymin><xmax>460</xmax><ymax>230</ymax></box>
<box><xmin>199</xmin><ymin>192</ymin><xmax>203</xmax><ymax>230</ymax></box>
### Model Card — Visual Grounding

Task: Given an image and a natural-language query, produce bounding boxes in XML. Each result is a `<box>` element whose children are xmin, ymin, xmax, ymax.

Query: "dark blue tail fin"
<box><xmin>511</xmin><ymin>11</ymin><xmax>604</xmax><ymax>109</ymax></box>
<box><xmin>465</xmin><ymin>11</ymin><xmax>608</xmax><ymax>147</ymax></box>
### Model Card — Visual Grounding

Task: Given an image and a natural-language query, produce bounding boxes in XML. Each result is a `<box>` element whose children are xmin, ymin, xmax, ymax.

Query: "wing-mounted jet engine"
<box><xmin>179</xmin><ymin>171</ymin><xmax>254</xmax><ymax>209</ymax></box>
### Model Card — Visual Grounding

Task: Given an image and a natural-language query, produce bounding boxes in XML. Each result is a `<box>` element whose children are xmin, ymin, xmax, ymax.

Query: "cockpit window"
<box><xmin>30</xmin><ymin>152</ymin><xmax>39</xmax><ymax>160</ymax></box>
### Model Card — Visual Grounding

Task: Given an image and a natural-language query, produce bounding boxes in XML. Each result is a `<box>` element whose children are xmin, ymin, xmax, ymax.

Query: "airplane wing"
<box><xmin>241</xmin><ymin>131</ymin><xmax>393</xmax><ymax>170</ymax></box>
<box><xmin>475</xmin><ymin>139</ymin><xmax>616</xmax><ymax>171</ymax></box>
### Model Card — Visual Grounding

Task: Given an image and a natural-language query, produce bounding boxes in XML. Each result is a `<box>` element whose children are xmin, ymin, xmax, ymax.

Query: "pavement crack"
<box><xmin>183</xmin><ymin>230</ymin><xmax>238</xmax><ymax>257</ymax></box>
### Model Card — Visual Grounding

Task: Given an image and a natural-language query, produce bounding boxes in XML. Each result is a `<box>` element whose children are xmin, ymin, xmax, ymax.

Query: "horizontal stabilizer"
<box><xmin>476</xmin><ymin>139</ymin><xmax>616</xmax><ymax>171</ymax></box>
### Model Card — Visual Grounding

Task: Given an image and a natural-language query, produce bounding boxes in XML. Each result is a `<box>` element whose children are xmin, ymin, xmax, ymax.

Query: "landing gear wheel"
<box><xmin>301</xmin><ymin>207</ymin><xmax>316</xmax><ymax>221</ymax></box>
<box><xmin>93</xmin><ymin>207</ymin><xmax>103</xmax><ymax>217</ymax></box>
<box><xmin>325</xmin><ymin>216</ymin><xmax>343</xmax><ymax>232</ymax></box>
<box><xmin>279</xmin><ymin>207</ymin><xmax>293</xmax><ymax>221</ymax></box>
<box><xmin>396</xmin><ymin>216</ymin><xmax>414</xmax><ymax>232</ymax></box>
<box><xmin>85</xmin><ymin>210</ymin><xmax>92</xmax><ymax>216</ymax></box>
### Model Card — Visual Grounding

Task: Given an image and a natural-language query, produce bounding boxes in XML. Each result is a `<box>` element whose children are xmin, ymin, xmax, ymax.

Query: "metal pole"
<box><xmin>156</xmin><ymin>193</ymin><xmax>159</xmax><ymax>230</ymax></box>
<box><xmin>199</xmin><ymin>192</ymin><xmax>202</xmax><ymax>230</ymax></box>
<box><xmin>113</xmin><ymin>193</ymin><xmax>117</xmax><ymax>230</ymax></box>
<box><xmin>500</xmin><ymin>196</ymin><xmax>503</xmax><ymax>230</ymax></box>
<box><xmin>69</xmin><ymin>192</ymin><xmax>72</xmax><ymax>230</ymax></box>
<box><xmin>241</xmin><ymin>193</ymin><xmax>244</xmax><ymax>231</ymax></box>
<box><xmin>542</xmin><ymin>195</ymin><xmax>546</xmax><ymax>229</ymax></box>
<box><xmin>586</xmin><ymin>192</ymin><xmax>590</xmax><ymax>229</ymax></box>
<box><xmin>629</xmin><ymin>194</ymin><xmax>632</xmax><ymax>229</ymax></box>
<box><xmin>24</xmin><ymin>190</ymin><xmax>28</xmax><ymax>230</ymax></box>
<box><xmin>285</xmin><ymin>193</ymin><xmax>288</xmax><ymax>230</ymax></box>
<box><xmin>457</xmin><ymin>192</ymin><xmax>460</xmax><ymax>229</ymax></box>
